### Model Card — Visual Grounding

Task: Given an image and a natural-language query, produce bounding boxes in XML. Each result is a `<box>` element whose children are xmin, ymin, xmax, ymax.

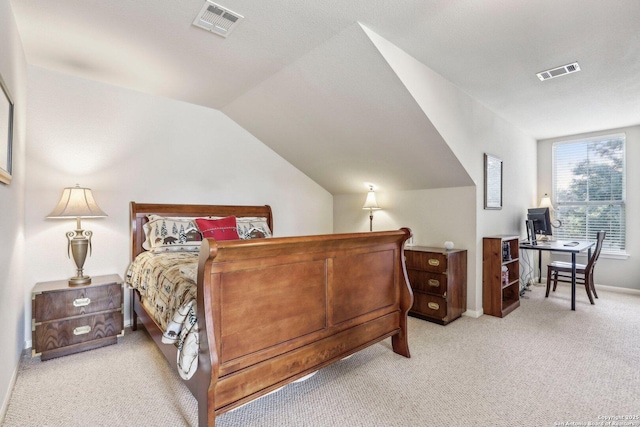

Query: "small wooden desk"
<box><xmin>519</xmin><ymin>240</ymin><xmax>595</xmax><ymax>311</ymax></box>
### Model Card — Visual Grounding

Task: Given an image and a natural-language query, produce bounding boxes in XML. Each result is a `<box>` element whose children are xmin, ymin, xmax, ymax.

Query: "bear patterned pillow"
<box><xmin>236</xmin><ymin>217</ymin><xmax>272</xmax><ymax>240</ymax></box>
<box><xmin>144</xmin><ymin>215</ymin><xmax>202</xmax><ymax>252</ymax></box>
<box><xmin>195</xmin><ymin>216</ymin><xmax>240</xmax><ymax>241</ymax></box>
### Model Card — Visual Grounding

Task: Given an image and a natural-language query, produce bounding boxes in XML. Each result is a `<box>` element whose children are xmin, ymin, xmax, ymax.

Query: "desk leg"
<box><xmin>538</xmin><ymin>251</ymin><xmax>542</xmax><ymax>283</ymax></box>
<box><xmin>571</xmin><ymin>252</ymin><xmax>576</xmax><ymax>311</ymax></box>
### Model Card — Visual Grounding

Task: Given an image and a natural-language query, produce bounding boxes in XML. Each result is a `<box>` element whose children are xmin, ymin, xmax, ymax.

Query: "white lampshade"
<box><xmin>47</xmin><ymin>185</ymin><xmax>107</xmax><ymax>218</ymax></box>
<box><xmin>539</xmin><ymin>193</ymin><xmax>553</xmax><ymax>210</ymax></box>
<box><xmin>362</xmin><ymin>188</ymin><xmax>381</xmax><ymax>210</ymax></box>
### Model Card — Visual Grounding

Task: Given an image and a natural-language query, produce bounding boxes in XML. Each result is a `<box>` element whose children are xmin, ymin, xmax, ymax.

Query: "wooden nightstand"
<box><xmin>32</xmin><ymin>274</ymin><xmax>124</xmax><ymax>360</ymax></box>
<box><xmin>405</xmin><ymin>246</ymin><xmax>467</xmax><ymax>325</ymax></box>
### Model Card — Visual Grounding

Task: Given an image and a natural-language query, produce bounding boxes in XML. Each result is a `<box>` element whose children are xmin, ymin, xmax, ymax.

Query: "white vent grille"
<box><xmin>536</xmin><ymin>62</ymin><xmax>581</xmax><ymax>81</ymax></box>
<box><xmin>193</xmin><ymin>1</ymin><xmax>243</xmax><ymax>38</ymax></box>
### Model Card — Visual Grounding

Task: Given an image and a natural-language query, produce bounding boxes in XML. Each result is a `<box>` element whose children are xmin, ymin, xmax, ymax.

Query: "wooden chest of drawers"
<box><xmin>405</xmin><ymin>246</ymin><xmax>467</xmax><ymax>325</ymax></box>
<box><xmin>32</xmin><ymin>274</ymin><xmax>124</xmax><ymax>360</ymax></box>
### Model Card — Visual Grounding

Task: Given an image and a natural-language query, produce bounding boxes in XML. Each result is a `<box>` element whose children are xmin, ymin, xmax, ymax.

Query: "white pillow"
<box><xmin>236</xmin><ymin>217</ymin><xmax>272</xmax><ymax>239</ymax></box>
<box><xmin>142</xmin><ymin>215</ymin><xmax>201</xmax><ymax>252</ymax></box>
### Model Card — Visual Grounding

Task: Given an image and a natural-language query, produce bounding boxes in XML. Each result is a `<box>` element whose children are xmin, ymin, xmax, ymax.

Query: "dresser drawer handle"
<box><xmin>427</xmin><ymin>302</ymin><xmax>440</xmax><ymax>310</ymax></box>
<box><xmin>428</xmin><ymin>259</ymin><xmax>440</xmax><ymax>267</ymax></box>
<box><xmin>73</xmin><ymin>297</ymin><xmax>91</xmax><ymax>307</ymax></box>
<box><xmin>73</xmin><ymin>325</ymin><xmax>92</xmax><ymax>335</ymax></box>
<box><xmin>427</xmin><ymin>279</ymin><xmax>440</xmax><ymax>287</ymax></box>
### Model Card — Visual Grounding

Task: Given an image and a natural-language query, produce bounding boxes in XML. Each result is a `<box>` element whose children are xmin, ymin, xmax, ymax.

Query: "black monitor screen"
<box><xmin>527</xmin><ymin>207</ymin><xmax>552</xmax><ymax>236</ymax></box>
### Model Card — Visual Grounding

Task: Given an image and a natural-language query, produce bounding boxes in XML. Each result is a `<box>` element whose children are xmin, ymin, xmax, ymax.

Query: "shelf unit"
<box><xmin>482</xmin><ymin>235</ymin><xmax>520</xmax><ymax>318</ymax></box>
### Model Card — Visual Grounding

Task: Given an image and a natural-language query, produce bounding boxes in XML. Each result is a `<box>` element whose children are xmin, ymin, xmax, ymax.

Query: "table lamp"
<box><xmin>539</xmin><ymin>193</ymin><xmax>552</xmax><ymax>209</ymax></box>
<box><xmin>47</xmin><ymin>185</ymin><xmax>107</xmax><ymax>286</ymax></box>
<box><xmin>362</xmin><ymin>185</ymin><xmax>381</xmax><ymax>232</ymax></box>
<box><xmin>539</xmin><ymin>193</ymin><xmax>562</xmax><ymax>228</ymax></box>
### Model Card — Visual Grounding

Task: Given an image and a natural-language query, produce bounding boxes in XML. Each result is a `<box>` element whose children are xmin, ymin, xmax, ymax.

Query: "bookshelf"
<box><xmin>482</xmin><ymin>235</ymin><xmax>520</xmax><ymax>317</ymax></box>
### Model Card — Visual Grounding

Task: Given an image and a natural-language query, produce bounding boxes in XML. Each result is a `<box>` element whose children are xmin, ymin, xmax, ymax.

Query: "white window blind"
<box><xmin>552</xmin><ymin>134</ymin><xmax>625</xmax><ymax>253</ymax></box>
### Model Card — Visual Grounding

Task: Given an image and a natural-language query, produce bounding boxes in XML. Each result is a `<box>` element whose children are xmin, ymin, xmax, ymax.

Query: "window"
<box><xmin>552</xmin><ymin>133</ymin><xmax>625</xmax><ymax>253</ymax></box>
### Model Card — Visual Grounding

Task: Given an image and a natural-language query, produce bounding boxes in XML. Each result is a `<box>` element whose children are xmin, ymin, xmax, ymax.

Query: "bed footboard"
<box><xmin>195</xmin><ymin>228</ymin><xmax>413</xmax><ymax>427</ymax></box>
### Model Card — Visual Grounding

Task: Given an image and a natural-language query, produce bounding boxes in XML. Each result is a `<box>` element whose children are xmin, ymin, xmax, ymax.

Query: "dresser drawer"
<box><xmin>31</xmin><ymin>275</ymin><xmax>124</xmax><ymax>360</ymax></box>
<box><xmin>411</xmin><ymin>292</ymin><xmax>447</xmax><ymax>319</ymax></box>
<box><xmin>405</xmin><ymin>251</ymin><xmax>447</xmax><ymax>273</ymax></box>
<box><xmin>407</xmin><ymin>269</ymin><xmax>446</xmax><ymax>295</ymax></box>
<box><xmin>405</xmin><ymin>247</ymin><xmax>466</xmax><ymax>326</ymax></box>
<box><xmin>33</xmin><ymin>283</ymin><xmax>122</xmax><ymax>322</ymax></box>
<box><xmin>33</xmin><ymin>311</ymin><xmax>123</xmax><ymax>354</ymax></box>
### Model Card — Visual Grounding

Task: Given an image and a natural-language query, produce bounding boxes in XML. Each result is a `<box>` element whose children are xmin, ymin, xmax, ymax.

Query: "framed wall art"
<box><xmin>0</xmin><ymin>73</ymin><xmax>14</xmax><ymax>185</ymax></box>
<box><xmin>484</xmin><ymin>153</ymin><xmax>502</xmax><ymax>209</ymax></box>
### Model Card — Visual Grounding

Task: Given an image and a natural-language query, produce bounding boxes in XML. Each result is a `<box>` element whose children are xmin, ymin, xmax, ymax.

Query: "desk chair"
<box><xmin>546</xmin><ymin>231</ymin><xmax>606</xmax><ymax>304</ymax></box>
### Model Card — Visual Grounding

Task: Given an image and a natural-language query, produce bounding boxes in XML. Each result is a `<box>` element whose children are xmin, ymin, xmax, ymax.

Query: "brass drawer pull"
<box><xmin>428</xmin><ymin>259</ymin><xmax>440</xmax><ymax>267</ymax></box>
<box><xmin>73</xmin><ymin>325</ymin><xmax>92</xmax><ymax>335</ymax></box>
<box><xmin>427</xmin><ymin>279</ymin><xmax>440</xmax><ymax>287</ymax></box>
<box><xmin>428</xmin><ymin>302</ymin><xmax>440</xmax><ymax>310</ymax></box>
<box><xmin>73</xmin><ymin>297</ymin><xmax>91</xmax><ymax>307</ymax></box>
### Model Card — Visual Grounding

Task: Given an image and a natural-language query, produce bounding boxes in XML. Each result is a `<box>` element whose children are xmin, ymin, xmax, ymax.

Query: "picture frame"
<box><xmin>0</xmin><ymin>73</ymin><xmax>14</xmax><ymax>185</ymax></box>
<box><xmin>484</xmin><ymin>153</ymin><xmax>502</xmax><ymax>209</ymax></box>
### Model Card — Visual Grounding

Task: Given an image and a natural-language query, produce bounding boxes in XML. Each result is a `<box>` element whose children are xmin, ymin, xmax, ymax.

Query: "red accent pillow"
<box><xmin>195</xmin><ymin>216</ymin><xmax>240</xmax><ymax>241</ymax></box>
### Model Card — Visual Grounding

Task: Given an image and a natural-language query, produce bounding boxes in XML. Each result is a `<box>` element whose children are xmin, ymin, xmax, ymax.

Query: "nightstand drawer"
<box><xmin>407</xmin><ymin>269</ymin><xmax>446</xmax><ymax>295</ymax></box>
<box><xmin>405</xmin><ymin>251</ymin><xmax>447</xmax><ymax>273</ymax></box>
<box><xmin>31</xmin><ymin>274</ymin><xmax>124</xmax><ymax>360</ymax></box>
<box><xmin>411</xmin><ymin>292</ymin><xmax>447</xmax><ymax>319</ymax></box>
<box><xmin>33</xmin><ymin>283</ymin><xmax>122</xmax><ymax>322</ymax></box>
<box><xmin>405</xmin><ymin>247</ymin><xmax>466</xmax><ymax>325</ymax></box>
<box><xmin>33</xmin><ymin>311</ymin><xmax>123</xmax><ymax>354</ymax></box>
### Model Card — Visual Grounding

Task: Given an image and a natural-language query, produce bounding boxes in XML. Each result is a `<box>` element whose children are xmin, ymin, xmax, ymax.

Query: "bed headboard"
<box><xmin>130</xmin><ymin>202</ymin><xmax>273</xmax><ymax>261</ymax></box>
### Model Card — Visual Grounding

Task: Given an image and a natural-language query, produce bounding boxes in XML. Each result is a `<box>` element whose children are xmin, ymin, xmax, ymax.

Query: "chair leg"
<box><xmin>585</xmin><ymin>282</ymin><xmax>595</xmax><ymax>304</ymax></box>
<box><xmin>591</xmin><ymin>276</ymin><xmax>599</xmax><ymax>299</ymax></box>
<box><xmin>584</xmin><ymin>273</ymin><xmax>595</xmax><ymax>305</ymax></box>
<box><xmin>546</xmin><ymin>266</ymin><xmax>552</xmax><ymax>297</ymax></box>
<box><xmin>552</xmin><ymin>271</ymin><xmax>559</xmax><ymax>292</ymax></box>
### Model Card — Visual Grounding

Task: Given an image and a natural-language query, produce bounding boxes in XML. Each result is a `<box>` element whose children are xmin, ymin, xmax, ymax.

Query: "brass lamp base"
<box><xmin>69</xmin><ymin>275</ymin><xmax>92</xmax><ymax>287</ymax></box>
<box><xmin>66</xmin><ymin>225</ymin><xmax>93</xmax><ymax>288</ymax></box>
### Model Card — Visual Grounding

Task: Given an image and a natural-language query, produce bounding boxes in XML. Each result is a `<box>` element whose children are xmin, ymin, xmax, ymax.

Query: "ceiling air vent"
<box><xmin>536</xmin><ymin>62</ymin><xmax>581</xmax><ymax>81</ymax></box>
<box><xmin>193</xmin><ymin>1</ymin><xmax>243</xmax><ymax>38</ymax></box>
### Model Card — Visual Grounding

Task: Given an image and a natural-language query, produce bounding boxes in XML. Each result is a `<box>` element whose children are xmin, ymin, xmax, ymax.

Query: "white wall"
<box><xmin>349</xmin><ymin>27</ymin><xmax>538</xmax><ymax>314</ymax></box>
<box><xmin>22</xmin><ymin>67</ymin><xmax>334</xmax><ymax>343</ymax></box>
<box><xmin>335</xmin><ymin>186</ymin><xmax>475</xmax><ymax>248</ymax></box>
<box><xmin>538</xmin><ymin>125</ymin><xmax>640</xmax><ymax>291</ymax></box>
<box><xmin>0</xmin><ymin>0</ymin><xmax>27</xmax><ymax>420</ymax></box>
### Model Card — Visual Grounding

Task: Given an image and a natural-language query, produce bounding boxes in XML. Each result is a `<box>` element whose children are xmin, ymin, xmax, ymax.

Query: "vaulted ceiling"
<box><xmin>10</xmin><ymin>0</ymin><xmax>640</xmax><ymax>194</ymax></box>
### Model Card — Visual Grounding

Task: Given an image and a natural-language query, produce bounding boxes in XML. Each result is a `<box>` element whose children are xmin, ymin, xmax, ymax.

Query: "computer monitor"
<box><xmin>527</xmin><ymin>207</ymin><xmax>552</xmax><ymax>236</ymax></box>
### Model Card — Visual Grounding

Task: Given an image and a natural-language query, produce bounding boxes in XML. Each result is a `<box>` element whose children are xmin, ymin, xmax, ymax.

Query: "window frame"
<box><xmin>551</xmin><ymin>133</ymin><xmax>626</xmax><ymax>255</ymax></box>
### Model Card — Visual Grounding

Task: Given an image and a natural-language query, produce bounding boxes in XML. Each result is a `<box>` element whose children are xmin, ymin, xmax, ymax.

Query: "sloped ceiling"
<box><xmin>10</xmin><ymin>0</ymin><xmax>640</xmax><ymax>195</ymax></box>
<box><xmin>223</xmin><ymin>23</ymin><xmax>471</xmax><ymax>194</ymax></box>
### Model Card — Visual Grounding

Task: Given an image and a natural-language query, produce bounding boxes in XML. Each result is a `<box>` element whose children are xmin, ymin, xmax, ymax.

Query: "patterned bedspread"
<box><xmin>125</xmin><ymin>251</ymin><xmax>200</xmax><ymax>379</ymax></box>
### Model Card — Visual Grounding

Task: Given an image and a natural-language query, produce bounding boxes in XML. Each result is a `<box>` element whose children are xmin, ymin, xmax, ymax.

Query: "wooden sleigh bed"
<box><xmin>128</xmin><ymin>202</ymin><xmax>413</xmax><ymax>427</ymax></box>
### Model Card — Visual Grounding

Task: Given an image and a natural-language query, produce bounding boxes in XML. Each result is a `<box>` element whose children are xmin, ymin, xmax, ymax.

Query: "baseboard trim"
<box><xmin>463</xmin><ymin>308</ymin><xmax>483</xmax><ymax>318</ymax></box>
<box><xmin>0</xmin><ymin>358</ymin><xmax>20</xmax><ymax>425</ymax></box>
<box><xmin>542</xmin><ymin>280</ymin><xmax>640</xmax><ymax>296</ymax></box>
<box><xmin>592</xmin><ymin>284</ymin><xmax>640</xmax><ymax>296</ymax></box>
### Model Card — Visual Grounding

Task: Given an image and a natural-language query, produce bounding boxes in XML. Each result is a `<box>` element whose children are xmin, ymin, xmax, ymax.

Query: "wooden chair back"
<box><xmin>585</xmin><ymin>231</ymin><xmax>606</xmax><ymax>274</ymax></box>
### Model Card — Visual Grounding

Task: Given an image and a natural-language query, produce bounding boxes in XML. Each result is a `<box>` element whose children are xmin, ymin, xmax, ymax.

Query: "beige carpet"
<box><xmin>3</xmin><ymin>284</ymin><xmax>640</xmax><ymax>427</ymax></box>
